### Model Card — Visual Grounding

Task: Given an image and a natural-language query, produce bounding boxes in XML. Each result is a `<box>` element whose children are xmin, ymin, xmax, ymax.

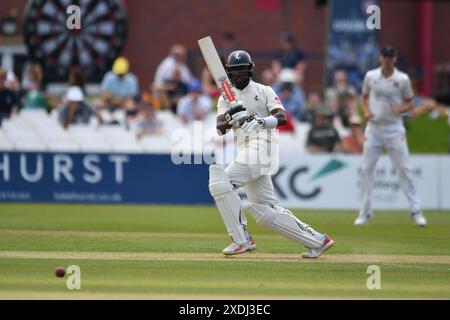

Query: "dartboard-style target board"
<box><xmin>24</xmin><ymin>0</ymin><xmax>127</xmax><ymax>82</ymax></box>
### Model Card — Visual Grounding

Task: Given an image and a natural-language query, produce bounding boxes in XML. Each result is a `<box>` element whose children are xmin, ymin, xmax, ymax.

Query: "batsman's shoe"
<box><xmin>411</xmin><ymin>212</ymin><xmax>427</xmax><ymax>227</ymax></box>
<box><xmin>247</xmin><ymin>239</ymin><xmax>257</xmax><ymax>251</ymax></box>
<box><xmin>354</xmin><ymin>213</ymin><xmax>372</xmax><ymax>226</ymax></box>
<box><xmin>222</xmin><ymin>241</ymin><xmax>256</xmax><ymax>256</ymax></box>
<box><xmin>302</xmin><ymin>235</ymin><xmax>334</xmax><ymax>259</ymax></box>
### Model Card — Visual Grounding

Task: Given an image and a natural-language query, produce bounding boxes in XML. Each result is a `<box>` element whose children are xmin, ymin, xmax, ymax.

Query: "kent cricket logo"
<box><xmin>272</xmin><ymin>159</ymin><xmax>348</xmax><ymax>200</ymax></box>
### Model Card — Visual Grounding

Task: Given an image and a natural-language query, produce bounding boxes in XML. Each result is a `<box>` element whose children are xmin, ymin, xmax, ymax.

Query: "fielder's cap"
<box><xmin>188</xmin><ymin>79</ymin><xmax>202</xmax><ymax>92</ymax></box>
<box><xmin>278</xmin><ymin>68</ymin><xmax>296</xmax><ymax>83</ymax></box>
<box><xmin>112</xmin><ymin>57</ymin><xmax>129</xmax><ymax>75</ymax></box>
<box><xmin>381</xmin><ymin>45</ymin><xmax>397</xmax><ymax>57</ymax></box>
<box><xmin>66</xmin><ymin>86</ymin><xmax>84</xmax><ymax>102</ymax></box>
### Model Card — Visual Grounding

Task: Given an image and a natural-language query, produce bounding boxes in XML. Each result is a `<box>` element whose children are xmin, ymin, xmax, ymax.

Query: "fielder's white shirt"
<box><xmin>217</xmin><ymin>80</ymin><xmax>284</xmax><ymax>165</ymax></box>
<box><xmin>363</xmin><ymin>67</ymin><xmax>414</xmax><ymax>126</ymax></box>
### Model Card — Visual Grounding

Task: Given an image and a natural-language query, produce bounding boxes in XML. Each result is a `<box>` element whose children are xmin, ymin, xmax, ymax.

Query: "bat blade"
<box><xmin>198</xmin><ymin>36</ymin><xmax>236</xmax><ymax>104</ymax></box>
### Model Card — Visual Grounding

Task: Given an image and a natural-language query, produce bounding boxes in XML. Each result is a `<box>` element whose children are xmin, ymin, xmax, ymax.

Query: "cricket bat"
<box><xmin>198</xmin><ymin>36</ymin><xmax>236</xmax><ymax>104</ymax></box>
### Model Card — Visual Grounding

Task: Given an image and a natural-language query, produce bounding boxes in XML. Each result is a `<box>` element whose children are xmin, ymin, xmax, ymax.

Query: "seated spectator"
<box><xmin>0</xmin><ymin>69</ymin><xmax>18</xmax><ymax>124</ymax></box>
<box><xmin>100</xmin><ymin>57</ymin><xmax>139</xmax><ymax>112</ymax></box>
<box><xmin>22</xmin><ymin>89</ymin><xmax>50</xmax><ymax>111</ymax></box>
<box><xmin>325</xmin><ymin>69</ymin><xmax>357</xmax><ymax>128</ymax></box>
<box><xmin>69</xmin><ymin>69</ymin><xmax>87</xmax><ymax>94</ymax></box>
<box><xmin>59</xmin><ymin>86</ymin><xmax>103</xmax><ymax>129</ymax></box>
<box><xmin>272</xmin><ymin>31</ymin><xmax>306</xmax><ymax>83</ymax></box>
<box><xmin>6</xmin><ymin>70</ymin><xmax>19</xmax><ymax>92</ymax></box>
<box><xmin>21</xmin><ymin>63</ymin><xmax>44</xmax><ymax>93</ymax></box>
<box><xmin>21</xmin><ymin>63</ymin><xmax>59</xmax><ymax>112</ymax></box>
<box><xmin>306</xmin><ymin>107</ymin><xmax>341</xmax><ymax>153</ymax></box>
<box><xmin>153</xmin><ymin>44</ymin><xmax>193</xmax><ymax>98</ymax></box>
<box><xmin>272</xmin><ymin>68</ymin><xmax>306</xmax><ymax>120</ymax></box>
<box><xmin>340</xmin><ymin>115</ymin><xmax>364</xmax><ymax>153</ymax></box>
<box><xmin>130</xmin><ymin>99</ymin><xmax>163</xmax><ymax>139</ymax></box>
<box><xmin>18</xmin><ymin>63</ymin><xmax>45</xmax><ymax>108</ymax></box>
<box><xmin>300</xmin><ymin>92</ymin><xmax>322</xmax><ymax>125</ymax></box>
<box><xmin>158</xmin><ymin>66</ymin><xmax>189</xmax><ymax>113</ymax></box>
<box><xmin>261</xmin><ymin>68</ymin><xmax>277</xmax><ymax>86</ymax></box>
<box><xmin>176</xmin><ymin>80</ymin><xmax>212</xmax><ymax>124</ymax></box>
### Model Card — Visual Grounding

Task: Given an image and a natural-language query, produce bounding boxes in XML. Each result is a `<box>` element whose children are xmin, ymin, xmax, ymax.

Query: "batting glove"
<box><xmin>224</xmin><ymin>101</ymin><xmax>248</xmax><ymax>128</ymax></box>
<box><xmin>241</xmin><ymin>116</ymin><xmax>265</xmax><ymax>132</ymax></box>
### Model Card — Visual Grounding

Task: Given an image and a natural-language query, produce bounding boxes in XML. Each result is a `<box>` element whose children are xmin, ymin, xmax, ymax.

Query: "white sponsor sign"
<box><xmin>274</xmin><ymin>154</ymin><xmax>442</xmax><ymax>210</ymax></box>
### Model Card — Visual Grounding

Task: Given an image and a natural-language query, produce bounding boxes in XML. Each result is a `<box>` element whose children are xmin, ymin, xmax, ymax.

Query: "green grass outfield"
<box><xmin>0</xmin><ymin>204</ymin><xmax>449</xmax><ymax>299</ymax></box>
<box><xmin>406</xmin><ymin>114</ymin><xmax>450</xmax><ymax>154</ymax></box>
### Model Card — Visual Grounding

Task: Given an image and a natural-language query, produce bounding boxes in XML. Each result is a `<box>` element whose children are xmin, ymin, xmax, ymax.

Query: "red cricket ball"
<box><xmin>55</xmin><ymin>266</ymin><xmax>65</xmax><ymax>277</ymax></box>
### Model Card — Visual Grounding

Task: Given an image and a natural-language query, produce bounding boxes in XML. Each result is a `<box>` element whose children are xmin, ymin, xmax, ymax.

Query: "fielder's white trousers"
<box><xmin>360</xmin><ymin>123</ymin><xmax>421</xmax><ymax>215</ymax></box>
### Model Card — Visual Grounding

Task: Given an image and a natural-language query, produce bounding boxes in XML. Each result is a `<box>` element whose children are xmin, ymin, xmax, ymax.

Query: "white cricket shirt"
<box><xmin>362</xmin><ymin>67</ymin><xmax>414</xmax><ymax>126</ymax></box>
<box><xmin>217</xmin><ymin>80</ymin><xmax>284</xmax><ymax>166</ymax></box>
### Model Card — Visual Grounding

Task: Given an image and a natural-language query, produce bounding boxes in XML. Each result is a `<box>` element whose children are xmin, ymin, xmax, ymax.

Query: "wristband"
<box><xmin>262</xmin><ymin>115</ymin><xmax>278</xmax><ymax>129</ymax></box>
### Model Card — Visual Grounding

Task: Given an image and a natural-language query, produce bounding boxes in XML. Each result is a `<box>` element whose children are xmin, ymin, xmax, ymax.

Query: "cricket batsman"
<box><xmin>354</xmin><ymin>45</ymin><xmax>427</xmax><ymax>227</ymax></box>
<box><xmin>209</xmin><ymin>50</ymin><xmax>334</xmax><ymax>257</ymax></box>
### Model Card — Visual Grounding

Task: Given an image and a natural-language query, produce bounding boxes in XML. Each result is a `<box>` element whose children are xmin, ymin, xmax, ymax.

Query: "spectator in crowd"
<box><xmin>272</xmin><ymin>68</ymin><xmax>306</xmax><ymax>120</ymax></box>
<box><xmin>20</xmin><ymin>63</ymin><xmax>58</xmax><ymax>112</ymax></box>
<box><xmin>300</xmin><ymin>92</ymin><xmax>322</xmax><ymax>125</ymax></box>
<box><xmin>100</xmin><ymin>57</ymin><xmax>139</xmax><ymax>112</ymax></box>
<box><xmin>59</xmin><ymin>86</ymin><xmax>103</xmax><ymax>129</ymax></box>
<box><xmin>153</xmin><ymin>44</ymin><xmax>193</xmax><ymax>96</ymax></box>
<box><xmin>0</xmin><ymin>69</ymin><xmax>18</xmax><ymax>124</ymax></box>
<box><xmin>340</xmin><ymin>114</ymin><xmax>364</xmax><ymax>154</ymax></box>
<box><xmin>306</xmin><ymin>107</ymin><xmax>341</xmax><ymax>153</ymax></box>
<box><xmin>22</xmin><ymin>88</ymin><xmax>50</xmax><ymax>111</ymax></box>
<box><xmin>272</xmin><ymin>31</ymin><xmax>306</xmax><ymax>83</ymax></box>
<box><xmin>261</xmin><ymin>68</ymin><xmax>277</xmax><ymax>87</ymax></box>
<box><xmin>325</xmin><ymin>69</ymin><xmax>358</xmax><ymax>128</ymax></box>
<box><xmin>158</xmin><ymin>66</ymin><xmax>189</xmax><ymax>113</ymax></box>
<box><xmin>130</xmin><ymin>96</ymin><xmax>163</xmax><ymax>139</ymax></box>
<box><xmin>21</xmin><ymin>63</ymin><xmax>44</xmax><ymax>93</ymax></box>
<box><xmin>69</xmin><ymin>69</ymin><xmax>87</xmax><ymax>94</ymax></box>
<box><xmin>177</xmin><ymin>79</ymin><xmax>212</xmax><ymax>124</ymax></box>
<box><xmin>5</xmin><ymin>70</ymin><xmax>19</xmax><ymax>92</ymax></box>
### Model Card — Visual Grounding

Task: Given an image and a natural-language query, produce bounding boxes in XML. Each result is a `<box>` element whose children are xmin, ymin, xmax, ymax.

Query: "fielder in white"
<box><xmin>209</xmin><ymin>50</ymin><xmax>334</xmax><ymax>257</ymax></box>
<box><xmin>355</xmin><ymin>45</ymin><xmax>427</xmax><ymax>227</ymax></box>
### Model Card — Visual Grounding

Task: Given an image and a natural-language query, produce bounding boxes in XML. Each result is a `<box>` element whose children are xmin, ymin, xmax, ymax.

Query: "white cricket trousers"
<box><xmin>225</xmin><ymin>161</ymin><xmax>278</xmax><ymax>206</ymax></box>
<box><xmin>360</xmin><ymin>123</ymin><xmax>421</xmax><ymax>215</ymax></box>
